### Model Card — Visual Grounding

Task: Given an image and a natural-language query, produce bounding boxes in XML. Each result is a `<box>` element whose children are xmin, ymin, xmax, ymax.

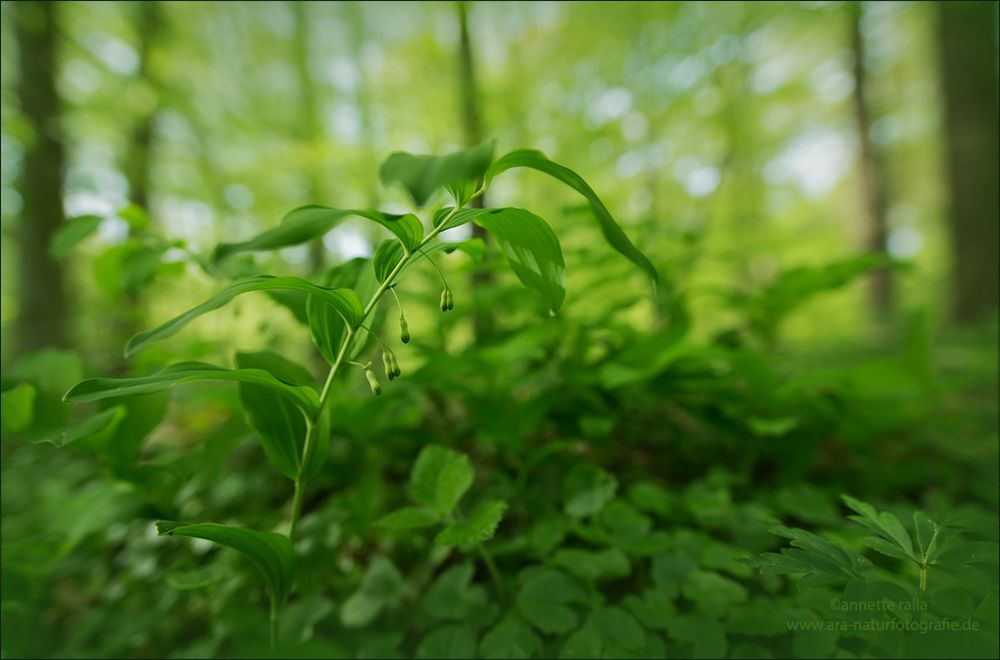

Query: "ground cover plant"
<box><xmin>1</xmin><ymin>2</ymin><xmax>998</xmax><ymax>659</ymax></box>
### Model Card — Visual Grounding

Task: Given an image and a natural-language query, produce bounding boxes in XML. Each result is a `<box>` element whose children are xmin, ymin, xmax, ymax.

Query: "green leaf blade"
<box><xmin>214</xmin><ymin>206</ymin><xmax>423</xmax><ymax>260</ymax></box>
<box><xmin>124</xmin><ymin>275</ymin><xmax>363</xmax><ymax>357</ymax></box>
<box><xmin>379</xmin><ymin>140</ymin><xmax>495</xmax><ymax>207</ymax></box>
<box><xmin>156</xmin><ymin>522</ymin><xmax>294</xmax><ymax>606</ymax></box>
<box><xmin>485</xmin><ymin>149</ymin><xmax>658</xmax><ymax>290</ymax></box>
<box><xmin>64</xmin><ymin>361</ymin><xmax>320</xmax><ymax>418</ymax></box>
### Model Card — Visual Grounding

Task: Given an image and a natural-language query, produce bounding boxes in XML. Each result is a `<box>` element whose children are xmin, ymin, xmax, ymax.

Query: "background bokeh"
<box><xmin>1</xmin><ymin>2</ymin><xmax>997</xmax><ymax>659</ymax></box>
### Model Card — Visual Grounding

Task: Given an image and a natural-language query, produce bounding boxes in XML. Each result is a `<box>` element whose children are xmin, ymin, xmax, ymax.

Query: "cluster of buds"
<box><xmin>382</xmin><ymin>349</ymin><xmax>401</xmax><ymax>381</ymax></box>
<box><xmin>439</xmin><ymin>287</ymin><xmax>454</xmax><ymax>312</ymax></box>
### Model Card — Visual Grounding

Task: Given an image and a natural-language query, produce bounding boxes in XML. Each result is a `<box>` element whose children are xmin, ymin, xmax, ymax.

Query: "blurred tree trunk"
<box><xmin>456</xmin><ymin>0</ymin><xmax>494</xmax><ymax>340</ymax></box>
<box><xmin>126</xmin><ymin>1</ymin><xmax>162</xmax><ymax>214</ymax></box>
<box><xmin>345</xmin><ymin>1</ymin><xmax>379</xmax><ymax>208</ymax></box>
<box><xmin>849</xmin><ymin>2</ymin><xmax>894</xmax><ymax>327</ymax></box>
<box><xmin>936</xmin><ymin>1</ymin><xmax>1000</xmax><ymax>323</ymax></box>
<box><xmin>292</xmin><ymin>0</ymin><xmax>327</xmax><ymax>273</ymax></box>
<box><xmin>15</xmin><ymin>1</ymin><xmax>68</xmax><ymax>354</ymax></box>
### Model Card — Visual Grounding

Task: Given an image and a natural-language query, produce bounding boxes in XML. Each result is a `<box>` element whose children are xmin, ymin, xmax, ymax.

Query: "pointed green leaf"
<box><xmin>64</xmin><ymin>361</ymin><xmax>320</xmax><ymax>418</ymax></box>
<box><xmin>485</xmin><ymin>149</ymin><xmax>658</xmax><ymax>289</ymax></box>
<box><xmin>376</xmin><ymin>506</ymin><xmax>441</xmax><ymax>530</ymax></box>
<box><xmin>878</xmin><ymin>511</ymin><xmax>915</xmax><ymax>558</ymax></box>
<box><xmin>233</xmin><ymin>351</ymin><xmax>314</xmax><ymax>479</ymax></box>
<box><xmin>470</xmin><ymin>208</ymin><xmax>565</xmax><ymax>313</ymax></box>
<box><xmin>125</xmin><ymin>275</ymin><xmax>363</xmax><ymax>357</ymax></box>
<box><xmin>379</xmin><ymin>140</ymin><xmax>495</xmax><ymax>207</ymax></box>
<box><xmin>29</xmin><ymin>405</ymin><xmax>126</xmax><ymax>448</ymax></box>
<box><xmin>309</xmin><ymin>257</ymin><xmax>378</xmax><ymax>362</ymax></box>
<box><xmin>436</xmin><ymin>500</ymin><xmax>507</xmax><ymax>549</ymax></box>
<box><xmin>156</xmin><ymin>522</ymin><xmax>294</xmax><ymax>606</ymax></box>
<box><xmin>49</xmin><ymin>214</ymin><xmax>103</xmax><ymax>258</ymax></box>
<box><xmin>862</xmin><ymin>536</ymin><xmax>914</xmax><ymax>561</ymax></box>
<box><xmin>913</xmin><ymin>511</ymin><xmax>936</xmax><ymax>558</ymax></box>
<box><xmin>372</xmin><ymin>239</ymin><xmax>405</xmax><ymax>284</ymax></box>
<box><xmin>214</xmin><ymin>206</ymin><xmax>423</xmax><ymax>260</ymax></box>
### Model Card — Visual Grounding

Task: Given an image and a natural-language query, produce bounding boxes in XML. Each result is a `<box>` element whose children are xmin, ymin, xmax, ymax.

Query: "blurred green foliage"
<box><xmin>1</xmin><ymin>1</ymin><xmax>997</xmax><ymax>659</ymax></box>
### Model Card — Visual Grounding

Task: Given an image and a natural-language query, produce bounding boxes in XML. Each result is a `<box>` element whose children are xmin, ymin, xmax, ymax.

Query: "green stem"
<box><xmin>477</xmin><ymin>542</ymin><xmax>506</xmax><ymax>602</ymax></box>
<box><xmin>285</xmin><ymin>202</ymin><xmax>470</xmax><ymax>541</ymax></box>
<box><xmin>269</xmin><ymin>596</ymin><xmax>278</xmax><ymax>651</ymax></box>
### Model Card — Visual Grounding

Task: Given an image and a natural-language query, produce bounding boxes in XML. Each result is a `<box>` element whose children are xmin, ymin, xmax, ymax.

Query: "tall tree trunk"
<box><xmin>456</xmin><ymin>1</ymin><xmax>494</xmax><ymax>340</ymax></box>
<box><xmin>936</xmin><ymin>1</ymin><xmax>1000</xmax><ymax>323</ymax></box>
<box><xmin>850</xmin><ymin>2</ymin><xmax>894</xmax><ymax>327</ymax></box>
<box><xmin>292</xmin><ymin>0</ymin><xmax>327</xmax><ymax>274</ymax></box>
<box><xmin>345</xmin><ymin>1</ymin><xmax>379</xmax><ymax>208</ymax></box>
<box><xmin>125</xmin><ymin>0</ymin><xmax>163</xmax><ymax>213</ymax></box>
<box><xmin>15</xmin><ymin>1</ymin><xmax>68</xmax><ymax>354</ymax></box>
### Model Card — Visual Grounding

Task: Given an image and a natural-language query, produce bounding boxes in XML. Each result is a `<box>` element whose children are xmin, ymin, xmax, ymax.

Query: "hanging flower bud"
<box><xmin>399</xmin><ymin>315</ymin><xmax>410</xmax><ymax>344</ymax></box>
<box><xmin>440</xmin><ymin>288</ymin><xmax>450</xmax><ymax>312</ymax></box>
<box><xmin>446</xmin><ymin>288</ymin><xmax>454</xmax><ymax>311</ymax></box>
<box><xmin>391</xmin><ymin>353</ymin><xmax>401</xmax><ymax>379</ymax></box>
<box><xmin>364</xmin><ymin>367</ymin><xmax>382</xmax><ymax>396</ymax></box>
<box><xmin>382</xmin><ymin>349</ymin><xmax>395</xmax><ymax>381</ymax></box>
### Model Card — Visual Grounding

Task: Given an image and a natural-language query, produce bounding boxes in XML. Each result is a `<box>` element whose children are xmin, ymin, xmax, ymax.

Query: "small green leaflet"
<box><xmin>485</xmin><ymin>149</ymin><xmax>659</xmax><ymax>291</ymax></box>
<box><xmin>376</xmin><ymin>507</ymin><xmax>440</xmax><ymax>530</ymax></box>
<box><xmin>379</xmin><ymin>140</ymin><xmax>495</xmax><ymax>207</ymax></box>
<box><xmin>63</xmin><ymin>361</ymin><xmax>321</xmax><ymax>418</ymax></box>
<box><xmin>49</xmin><ymin>214</ymin><xmax>104</xmax><ymax>258</ymax></box>
<box><xmin>409</xmin><ymin>444</ymin><xmax>474</xmax><ymax>517</ymax></box>
<box><xmin>124</xmin><ymin>275</ymin><xmax>364</xmax><ymax>357</ymax></box>
<box><xmin>436</xmin><ymin>500</ymin><xmax>508</xmax><ymax>549</ymax></box>
<box><xmin>156</xmin><ymin>522</ymin><xmax>294</xmax><ymax>607</ymax></box>
<box><xmin>517</xmin><ymin>568</ymin><xmax>587</xmax><ymax>634</ymax></box>
<box><xmin>214</xmin><ymin>206</ymin><xmax>423</xmax><ymax>259</ymax></box>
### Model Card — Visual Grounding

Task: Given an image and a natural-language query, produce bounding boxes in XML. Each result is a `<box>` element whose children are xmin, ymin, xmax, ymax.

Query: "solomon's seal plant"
<box><xmin>60</xmin><ymin>140</ymin><xmax>658</xmax><ymax>647</ymax></box>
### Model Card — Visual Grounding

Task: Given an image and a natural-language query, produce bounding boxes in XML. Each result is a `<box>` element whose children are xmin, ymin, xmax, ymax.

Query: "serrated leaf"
<box><xmin>436</xmin><ymin>500</ymin><xmax>507</xmax><ymax>548</ymax></box>
<box><xmin>559</xmin><ymin>623</ymin><xmax>602</xmax><ymax>659</ymax></box>
<box><xmin>214</xmin><ymin>205</ymin><xmax>423</xmax><ymax>259</ymax></box>
<box><xmin>878</xmin><ymin>511</ymin><xmax>915</xmax><ymax>558</ymax></box>
<box><xmin>156</xmin><ymin>522</ymin><xmax>294</xmax><ymax>606</ymax></box>
<box><xmin>379</xmin><ymin>140</ymin><xmax>495</xmax><ymax>207</ymax></box>
<box><xmin>862</xmin><ymin>536</ymin><xmax>914</xmax><ymax>561</ymax></box>
<box><xmin>64</xmin><ymin>361</ymin><xmax>320</xmax><ymax>418</ymax></box>
<box><xmin>341</xmin><ymin>556</ymin><xmax>404</xmax><ymax>628</ymax></box>
<box><xmin>517</xmin><ymin>568</ymin><xmax>586</xmax><ymax>634</ymax></box>
<box><xmin>376</xmin><ymin>507</ymin><xmax>440</xmax><ymax>530</ymax></box>
<box><xmin>420</xmin><ymin>564</ymin><xmax>487</xmax><ymax>622</ymax></box>
<box><xmin>563</xmin><ymin>464</ymin><xmax>618</xmax><ymax>518</ymax></box>
<box><xmin>552</xmin><ymin>548</ymin><xmax>630</xmax><ymax>581</ymax></box>
<box><xmin>409</xmin><ymin>445</ymin><xmax>474</xmax><ymax>515</ymax></box>
<box><xmin>415</xmin><ymin>624</ymin><xmax>477</xmax><ymax>660</ymax></box>
<box><xmin>125</xmin><ymin>275</ymin><xmax>363</xmax><ymax>357</ymax></box>
<box><xmin>480</xmin><ymin>617</ymin><xmax>542</xmax><ymax>660</ymax></box>
<box><xmin>913</xmin><ymin>511</ymin><xmax>936</xmax><ymax>558</ymax></box>
<box><xmin>485</xmin><ymin>148</ymin><xmax>658</xmax><ymax>290</ymax></box>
